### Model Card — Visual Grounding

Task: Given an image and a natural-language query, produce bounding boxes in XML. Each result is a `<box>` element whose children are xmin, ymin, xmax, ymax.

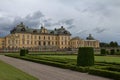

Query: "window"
<box><xmin>44</xmin><ymin>36</ymin><xmax>45</xmax><ymax>40</ymax></box>
<box><xmin>48</xmin><ymin>41</ymin><xmax>50</xmax><ymax>45</ymax></box>
<box><xmin>8</xmin><ymin>40</ymin><xmax>10</xmax><ymax>44</ymax></box>
<box><xmin>52</xmin><ymin>37</ymin><xmax>54</xmax><ymax>40</ymax></box>
<box><xmin>23</xmin><ymin>35</ymin><xmax>25</xmax><ymax>38</ymax></box>
<box><xmin>16</xmin><ymin>40</ymin><xmax>18</xmax><ymax>44</ymax></box>
<box><xmin>39</xmin><ymin>41</ymin><xmax>41</xmax><ymax>45</ymax></box>
<box><xmin>39</xmin><ymin>36</ymin><xmax>41</xmax><ymax>40</ymax></box>
<box><xmin>22</xmin><ymin>40</ymin><xmax>25</xmax><ymax>44</ymax></box>
<box><xmin>27</xmin><ymin>35</ymin><xmax>29</xmax><ymax>39</ymax></box>
<box><xmin>43</xmin><ymin>41</ymin><xmax>46</xmax><ymax>46</ymax></box>
<box><xmin>61</xmin><ymin>42</ymin><xmax>63</xmax><ymax>45</ymax></box>
<box><xmin>52</xmin><ymin>42</ymin><xmax>54</xmax><ymax>45</ymax></box>
<box><xmin>35</xmin><ymin>41</ymin><xmax>37</xmax><ymax>45</ymax></box>
<box><xmin>48</xmin><ymin>37</ymin><xmax>50</xmax><ymax>40</ymax></box>
<box><xmin>27</xmin><ymin>40</ymin><xmax>29</xmax><ymax>44</ymax></box>
<box><xmin>35</xmin><ymin>36</ymin><xmax>37</xmax><ymax>39</ymax></box>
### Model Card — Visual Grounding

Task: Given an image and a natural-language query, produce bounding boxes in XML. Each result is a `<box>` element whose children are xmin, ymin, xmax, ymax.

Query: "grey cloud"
<box><xmin>42</xmin><ymin>18</ymin><xmax>76</xmax><ymax>29</ymax></box>
<box><xmin>76</xmin><ymin>30</ymin><xmax>88</xmax><ymax>34</ymax></box>
<box><xmin>51</xmin><ymin>19</ymin><xmax>75</xmax><ymax>29</ymax></box>
<box><xmin>25</xmin><ymin>11</ymin><xmax>44</xmax><ymax>20</ymax></box>
<box><xmin>94</xmin><ymin>27</ymin><xmax>106</xmax><ymax>33</ymax></box>
<box><xmin>0</xmin><ymin>11</ymin><xmax>45</xmax><ymax>36</ymax></box>
<box><xmin>0</xmin><ymin>11</ymin><xmax>76</xmax><ymax>37</ymax></box>
<box><xmin>12</xmin><ymin>11</ymin><xmax>45</xmax><ymax>28</ymax></box>
<box><xmin>67</xmin><ymin>25</ymin><xmax>75</xmax><ymax>29</ymax></box>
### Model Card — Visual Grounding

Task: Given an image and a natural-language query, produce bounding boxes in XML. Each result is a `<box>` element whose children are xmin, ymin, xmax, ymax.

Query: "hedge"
<box><xmin>20</xmin><ymin>49</ymin><xmax>26</xmax><ymax>56</ymax></box>
<box><xmin>20</xmin><ymin>49</ymin><xmax>29</xmax><ymax>56</ymax></box>
<box><xmin>106</xmin><ymin>66</ymin><xmax>120</xmax><ymax>72</ymax></box>
<box><xmin>100</xmin><ymin>49</ymin><xmax>106</xmax><ymax>55</ymax></box>
<box><xmin>77</xmin><ymin>47</ymin><xmax>94</xmax><ymax>66</ymax></box>
<box><xmin>89</xmin><ymin>68</ymin><xmax>120</xmax><ymax>80</ymax></box>
<box><xmin>110</xmin><ymin>49</ymin><xmax>115</xmax><ymax>55</ymax></box>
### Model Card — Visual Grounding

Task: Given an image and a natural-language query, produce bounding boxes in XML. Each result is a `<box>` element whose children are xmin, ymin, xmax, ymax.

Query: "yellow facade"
<box><xmin>0</xmin><ymin>37</ymin><xmax>5</xmax><ymax>49</ymax></box>
<box><xmin>69</xmin><ymin>37</ymin><xmax>84</xmax><ymax>48</ymax></box>
<box><xmin>0</xmin><ymin>23</ymin><xmax>99</xmax><ymax>50</ymax></box>
<box><xmin>69</xmin><ymin>36</ymin><xmax>99</xmax><ymax>48</ymax></box>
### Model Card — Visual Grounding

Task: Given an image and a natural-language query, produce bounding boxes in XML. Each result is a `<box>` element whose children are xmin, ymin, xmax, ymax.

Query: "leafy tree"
<box><xmin>100</xmin><ymin>41</ymin><xmax>119</xmax><ymax>47</ymax></box>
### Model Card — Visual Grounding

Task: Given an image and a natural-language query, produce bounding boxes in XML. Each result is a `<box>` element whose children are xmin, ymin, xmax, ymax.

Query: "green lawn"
<box><xmin>95</xmin><ymin>56</ymin><xmax>120</xmax><ymax>63</ymax></box>
<box><xmin>30</xmin><ymin>55</ymin><xmax>120</xmax><ymax>63</ymax></box>
<box><xmin>0</xmin><ymin>60</ymin><xmax>38</xmax><ymax>80</ymax></box>
<box><xmin>7</xmin><ymin>53</ymin><xmax>120</xmax><ymax>63</ymax></box>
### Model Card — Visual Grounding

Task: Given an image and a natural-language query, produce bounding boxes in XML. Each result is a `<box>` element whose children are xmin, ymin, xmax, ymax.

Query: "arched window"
<box><xmin>39</xmin><ymin>41</ymin><xmax>41</xmax><ymax>45</ymax></box>
<box><xmin>43</xmin><ymin>41</ymin><xmax>46</xmax><ymax>46</ymax></box>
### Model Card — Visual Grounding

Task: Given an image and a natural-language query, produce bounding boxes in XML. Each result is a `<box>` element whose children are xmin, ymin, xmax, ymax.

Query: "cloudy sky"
<box><xmin>0</xmin><ymin>0</ymin><xmax>120</xmax><ymax>43</ymax></box>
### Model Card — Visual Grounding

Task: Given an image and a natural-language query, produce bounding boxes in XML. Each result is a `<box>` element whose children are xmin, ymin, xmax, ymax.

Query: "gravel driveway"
<box><xmin>0</xmin><ymin>55</ymin><xmax>113</xmax><ymax>80</ymax></box>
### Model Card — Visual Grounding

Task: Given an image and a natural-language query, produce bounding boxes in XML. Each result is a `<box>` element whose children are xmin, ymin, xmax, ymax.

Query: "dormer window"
<box><xmin>64</xmin><ymin>31</ymin><xmax>67</xmax><ymax>34</ymax></box>
<box><xmin>21</xmin><ymin>28</ymin><xmax>25</xmax><ymax>31</ymax></box>
<box><xmin>61</xmin><ymin>26</ymin><xmax>63</xmax><ymax>28</ymax></box>
<box><xmin>33</xmin><ymin>30</ymin><xmax>37</xmax><ymax>33</ymax></box>
<box><xmin>54</xmin><ymin>28</ymin><xmax>57</xmax><ymax>31</ymax></box>
<box><xmin>50</xmin><ymin>31</ymin><xmax>54</xmax><ymax>34</ymax></box>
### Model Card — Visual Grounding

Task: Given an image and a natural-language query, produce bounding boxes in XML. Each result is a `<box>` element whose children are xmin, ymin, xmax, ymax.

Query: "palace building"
<box><xmin>0</xmin><ymin>22</ymin><xmax>99</xmax><ymax>51</ymax></box>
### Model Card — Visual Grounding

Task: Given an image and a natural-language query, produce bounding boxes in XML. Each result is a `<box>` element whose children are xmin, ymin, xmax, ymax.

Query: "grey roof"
<box><xmin>86</xmin><ymin>34</ymin><xmax>95</xmax><ymax>40</ymax></box>
<box><xmin>10</xmin><ymin>22</ymin><xmax>71</xmax><ymax>35</ymax></box>
<box><xmin>71</xmin><ymin>36</ymin><xmax>83</xmax><ymax>40</ymax></box>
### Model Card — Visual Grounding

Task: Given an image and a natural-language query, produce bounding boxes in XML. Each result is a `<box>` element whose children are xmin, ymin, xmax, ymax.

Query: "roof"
<box><xmin>10</xmin><ymin>22</ymin><xmax>71</xmax><ymax>35</ymax></box>
<box><xmin>71</xmin><ymin>36</ymin><xmax>83</xmax><ymax>40</ymax></box>
<box><xmin>86</xmin><ymin>34</ymin><xmax>95</xmax><ymax>40</ymax></box>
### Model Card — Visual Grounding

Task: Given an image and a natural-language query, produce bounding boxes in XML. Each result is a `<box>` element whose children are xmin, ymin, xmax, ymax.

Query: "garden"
<box><xmin>5</xmin><ymin>48</ymin><xmax>120</xmax><ymax>80</ymax></box>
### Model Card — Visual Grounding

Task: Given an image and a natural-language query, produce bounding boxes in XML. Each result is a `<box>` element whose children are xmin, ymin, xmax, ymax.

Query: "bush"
<box><xmin>26</xmin><ymin>49</ymin><xmax>29</xmax><ymax>54</ymax></box>
<box><xmin>100</xmin><ymin>49</ymin><xmax>106</xmax><ymax>55</ymax></box>
<box><xmin>117</xmin><ymin>49</ymin><xmax>119</xmax><ymax>52</ymax></box>
<box><xmin>77</xmin><ymin>47</ymin><xmax>94</xmax><ymax>66</ymax></box>
<box><xmin>106</xmin><ymin>66</ymin><xmax>120</xmax><ymax>72</ymax></box>
<box><xmin>89</xmin><ymin>68</ymin><xmax>120</xmax><ymax>80</ymax></box>
<box><xmin>110</xmin><ymin>49</ymin><xmax>115</xmax><ymax>55</ymax></box>
<box><xmin>20</xmin><ymin>49</ymin><xmax>26</xmax><ymax>56</ymax></box>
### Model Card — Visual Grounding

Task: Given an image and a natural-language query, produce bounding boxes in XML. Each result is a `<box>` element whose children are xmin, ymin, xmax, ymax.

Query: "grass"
<box><xmin>95</xmin><ymin>56</ymin><xmax>120</xmax><ymax>63</ymax></box>
<box><xmin>29</xmin><ymin>51</ymin><xmax>67</xmax><ymax>54</ymax></box>
<box><xmin>6</xmin><ymin>52</ymin><xmax>120</xmax><ymax>63</ymax></box>
<box><xmin>0</xmin><ymin>60</ymin><xmax>38</xmax><ymax>80</ymax></box>
<box><xmin>29</xmin><ymin>54</ymin><xmax>120</xmax><ymax>63</ymax></box>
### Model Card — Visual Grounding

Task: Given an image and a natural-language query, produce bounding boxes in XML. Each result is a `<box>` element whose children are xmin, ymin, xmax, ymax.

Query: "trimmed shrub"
<box><xmin>20</xmin><ymin>49</ymin><xmax>26</xmax><ymax>56</ymax></box>
<box><xmin>110</xmin><ymin>49</ymin><xmax>115</xmax><ymax>55</ymax></box>
<box><xmin>89</xmin><ymin>68</ymin><xmax>120</xmax><ymax>80</ymax></box>
<box><xmin>117</xmin><ymin>49</ymin><xmax>119</xmax><ymax>52</ymax></box>
<box><xmin>26</xmin><ymin>49</ymin><xmax>29</xmax><ymax>54</ymax></box>
<box><xmin>106</xmin><ymin>66</ymin><xmax>120</xmax><ymax>72</ymax></box>
<box><xmin>106</xmin><ymin>50</ymin><xmax>109</xmax><ymax>55</ymax></box>
<box><xmin>100</xmin><ymin>49</ymin><xmax>106</xmax><ymax>55</ymax></box>
<box><xmin>77</xmin><ymin>47</ymin><xmax>94</xmax><ymax>66</ymax></box>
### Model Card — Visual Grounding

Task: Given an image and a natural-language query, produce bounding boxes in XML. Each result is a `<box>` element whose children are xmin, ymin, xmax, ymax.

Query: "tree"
<box><xmin>109</xmin><ymin>41</ymin><xmax>118</xmax><ymax>47</ymax></box>
<box><xmin>100</xmin><ymin>42</ymin><xmax>109</xmax><ymax>47</ymax></box>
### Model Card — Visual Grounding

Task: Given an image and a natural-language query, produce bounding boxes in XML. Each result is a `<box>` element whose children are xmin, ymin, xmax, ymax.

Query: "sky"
<box><xmin>0</xmin><ymin>0</ymin><xmax>120</xmax><ymax>44</ymax></box>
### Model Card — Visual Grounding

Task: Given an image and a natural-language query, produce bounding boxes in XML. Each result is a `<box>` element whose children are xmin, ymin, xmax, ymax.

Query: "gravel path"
<box><xmin>0</xmin><ymin>55</ymin><xmax>113</xmax><ymax>80</ymax></box>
